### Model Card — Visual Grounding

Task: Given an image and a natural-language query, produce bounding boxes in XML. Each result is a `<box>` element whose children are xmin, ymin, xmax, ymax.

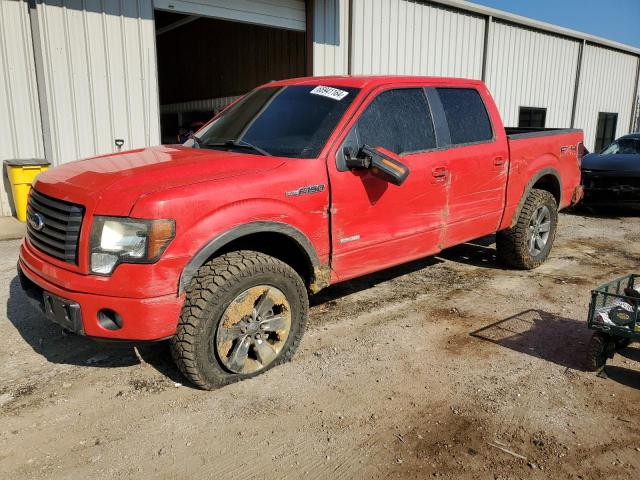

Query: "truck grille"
<box><xmin>26</xmin><ymin>189</ymin><xmax>84</xmax><ymax>264</ymax></box>
<box><xmin>586</xmin><ymin>177</ymin><xmax>640</xmax><ymax>189</ymax></box>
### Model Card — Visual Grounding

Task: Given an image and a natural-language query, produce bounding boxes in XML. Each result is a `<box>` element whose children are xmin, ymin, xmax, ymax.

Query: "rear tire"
<box><xmin>497</xmin><ymin>189</ymin><xmax>558</xmax><ymax>269</ymax></box>
<box><xmin>170</xmin><ymin>250</ymin><xmax>308</xmax><ymax>390</ymax></box>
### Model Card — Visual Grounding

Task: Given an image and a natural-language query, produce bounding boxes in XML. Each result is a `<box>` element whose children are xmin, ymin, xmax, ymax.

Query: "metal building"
<box><xmin>1</xmin><ymin>0</ymin><xmax>639</xmax><ymax>217</ymax></box>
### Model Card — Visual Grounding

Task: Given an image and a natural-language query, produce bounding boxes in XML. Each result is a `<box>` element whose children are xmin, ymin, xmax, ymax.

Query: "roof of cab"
<box><xmin>620</xmin><ymin>132</ymin><xmax>640</xmax><ymax>140</ymax></box>
<box><xmin>267</xmin><ymin>75</ymin><xmax>485</xmax><ymax>89</ymax></box>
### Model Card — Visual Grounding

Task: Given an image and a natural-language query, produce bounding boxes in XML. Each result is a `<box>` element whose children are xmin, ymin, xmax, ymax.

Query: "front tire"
<box><xmin>497</xmin><ymin>188</ymin><xmax>558</xmax><ymax>269</ymax></box>
<box><xmin>170</xmin><ymin>250</ymin><xmax>308</xmax><ymax>390</ymax></box>
<box><xmin>615</xmin><ymin>337</ymin><xmax>632</xmax><ymax>350</ymax></box>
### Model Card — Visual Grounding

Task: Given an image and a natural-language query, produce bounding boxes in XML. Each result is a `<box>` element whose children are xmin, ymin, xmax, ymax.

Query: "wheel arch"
<box><xmin>178</xmin><ymin>221</ymin><xmax>326</xmax><ymax>295</ymax></box>
<box><xmin>510</xmin><ymin>168</ymin><xmax>563</xmax><ymax>228</ymax></box>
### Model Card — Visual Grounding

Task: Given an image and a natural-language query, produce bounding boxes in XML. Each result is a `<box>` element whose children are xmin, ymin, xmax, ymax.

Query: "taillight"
<box><xmin>577</xmin><ymin>141</ymin><xmax>584</xmax><ymax>167</ymax></box>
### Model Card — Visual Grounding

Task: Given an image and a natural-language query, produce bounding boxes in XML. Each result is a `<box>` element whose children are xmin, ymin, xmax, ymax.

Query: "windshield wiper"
<box><xmin>204</xmin><ymin>139</ymin><xmax>271</xmax><ymax>156</ymax></box>
<box><xmin>186</xmin><ymin>133</ymin><xmax>203</xmax><ymax>148</ymax></box>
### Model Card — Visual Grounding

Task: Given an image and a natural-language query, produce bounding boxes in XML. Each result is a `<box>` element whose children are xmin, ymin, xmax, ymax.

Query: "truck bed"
<box><xmin>505</xmin><ymin>127</ymin><xmax>582</xmax><ymax>139</ymax></box>
<box><xmin>499</xmin><ymin>127</ymin><xmax>583</xmax><ymax>230</ymax></box>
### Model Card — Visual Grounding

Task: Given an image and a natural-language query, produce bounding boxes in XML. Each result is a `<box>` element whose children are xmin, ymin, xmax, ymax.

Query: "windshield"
<box><xmin>189</xmin><ymin>85</ymin><xmax>360</xmax><ymax>158</ymax></box>
<box><xmin>600</xmin><ymin>138</ymin><xmax>640</xmax><ymax>155</ymax></box>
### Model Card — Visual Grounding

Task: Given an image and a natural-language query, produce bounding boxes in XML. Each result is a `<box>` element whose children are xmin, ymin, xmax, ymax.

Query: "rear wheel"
<box><xmin>497</xmin><ymin>189</ymin><xmax>558</xmax><ymax>269</ymax></box>
<box><xmin>170</xmin><ymin>250</ymin><xmax>308</xmax><ymax>390</ymax></box>
<box><xmin>586</xmin><ymin>332</ymin><xmax>614</xmax><ymax>371</ymax></box>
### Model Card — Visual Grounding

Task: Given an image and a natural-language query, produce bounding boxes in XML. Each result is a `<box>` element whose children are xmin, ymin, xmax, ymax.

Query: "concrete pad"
<box><xmin>0</xmin><ymin>216</ymin><xmax>25</xmax><ymax>241</ymax></box>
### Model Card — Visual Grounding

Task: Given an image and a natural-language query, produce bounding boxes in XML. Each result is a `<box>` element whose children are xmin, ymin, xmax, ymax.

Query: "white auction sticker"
<box><xmin>310</xmin><ymin>85</ymin><xmax>349</xmax><ymax>101</ymax></box>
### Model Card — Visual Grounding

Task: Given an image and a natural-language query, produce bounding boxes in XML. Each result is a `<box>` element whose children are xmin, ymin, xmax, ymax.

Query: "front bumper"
<box><xmin>18</xmin><ymin>258</ymin><xmax>185</xmax><ymax>341</ymax></box>
<box><xmin>581</xmin><ymin>173</ymin><xmax>640</xmax><ymax>207</ymax></box>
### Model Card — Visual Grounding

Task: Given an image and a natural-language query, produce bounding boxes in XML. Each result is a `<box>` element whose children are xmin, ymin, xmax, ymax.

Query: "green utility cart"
<box><xmin>586</xmin><ymin>274</ymin><xmax>639</xmax><ymax>371</ymax></box>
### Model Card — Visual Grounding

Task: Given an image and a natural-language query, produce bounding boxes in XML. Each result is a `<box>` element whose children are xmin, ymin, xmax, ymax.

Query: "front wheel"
<box><xmin>497</xmin><ymin>188</ymin><xmax>558</xmax><ymax>269</ymax></box>
<box><xmin>170</xmin><ymin>250</ymin><xmax>308</xmax><ymax>390</ymax></box>
<box><xmin>615</xmin><ymin>337</ymin><xmax>632</xmax><ymax>350</ymax></box>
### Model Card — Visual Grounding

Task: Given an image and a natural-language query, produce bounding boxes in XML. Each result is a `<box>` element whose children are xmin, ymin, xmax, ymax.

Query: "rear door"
<box><xmin>429</xmin><ymin>87</ymin><xmax>509</xmax><ymax>247</ymax></box>
<box><xmin>327</xmin><ymin>86</ymin><xmax>448</xmax><ymax>281</ymax></box>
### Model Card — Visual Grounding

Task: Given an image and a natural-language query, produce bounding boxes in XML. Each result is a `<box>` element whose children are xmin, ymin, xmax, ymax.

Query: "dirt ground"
<box><xmin>1</xmin><ymin>208</ymin><xmax>639</xmax><ymax>479</ymax></box>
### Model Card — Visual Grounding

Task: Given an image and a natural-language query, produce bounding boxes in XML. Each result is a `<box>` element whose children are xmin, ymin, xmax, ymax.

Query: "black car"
<box><xmin>581</xmin><ymin>133</ymin><xmax>640</xmax><ymax>208</ymax></box>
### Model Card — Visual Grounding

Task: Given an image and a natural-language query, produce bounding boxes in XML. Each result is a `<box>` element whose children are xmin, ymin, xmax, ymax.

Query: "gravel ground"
<box><xmin>1</xmin><ymin>208</ymin><xmax>639</xmax><ymax>479</ymax></box>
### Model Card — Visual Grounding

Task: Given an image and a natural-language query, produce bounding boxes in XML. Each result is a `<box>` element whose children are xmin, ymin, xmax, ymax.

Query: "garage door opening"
<box><xmin>154</xmin><ymin>10</ymin><xmax>307</xmax><ymax>143</ymax></box>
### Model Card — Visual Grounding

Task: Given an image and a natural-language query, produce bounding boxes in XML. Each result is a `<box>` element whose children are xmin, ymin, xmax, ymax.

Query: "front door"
<box><xmin>327</xmin><ymin>87</ymin><xmax>448</xmax><ymax>282</ymax></box>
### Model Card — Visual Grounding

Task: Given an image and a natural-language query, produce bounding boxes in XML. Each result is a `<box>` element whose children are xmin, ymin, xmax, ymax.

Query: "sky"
<box><xmin>469</xmin><ymin>0</ymin><xmax>640</xmax><ymax>48</ymax></box>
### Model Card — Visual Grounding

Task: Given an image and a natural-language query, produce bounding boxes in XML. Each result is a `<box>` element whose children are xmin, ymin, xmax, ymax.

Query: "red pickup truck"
<box><xmin>18</xmin><ymin>76</ymin><xmax>583</xmax><ymax>389</ymax></box>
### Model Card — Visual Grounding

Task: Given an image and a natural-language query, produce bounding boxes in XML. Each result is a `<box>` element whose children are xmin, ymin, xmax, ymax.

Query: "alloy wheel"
<box><xmin>215</xmin><ymin>285</ymin><xmax>291</xmax><ymax>374</ymax></box>
<box><xmin>527</xmin><ymin>205</ymin><xmax>551</xmax><ymax>256</ymax></box>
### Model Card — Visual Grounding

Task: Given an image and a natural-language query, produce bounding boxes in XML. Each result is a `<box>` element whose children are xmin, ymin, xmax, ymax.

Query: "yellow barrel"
<box><xmin>4</xmin><ymin>159</ymin><xmax>50</xmax><ymax>222</ymax></box>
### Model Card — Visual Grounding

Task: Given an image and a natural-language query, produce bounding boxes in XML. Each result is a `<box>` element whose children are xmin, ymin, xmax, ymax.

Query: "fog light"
<box><xmin>97</xmin><ymin>309</ymin><xmax>123</xmax><ymax>330</ymax></box>
<box><xmin>91</xmin><ymin>252</ymin><xmax>119</xmax><ymax>274</ymax></box>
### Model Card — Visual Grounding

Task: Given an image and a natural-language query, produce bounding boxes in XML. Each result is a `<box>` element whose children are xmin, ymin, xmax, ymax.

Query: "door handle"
<box><xmin>493</xmin><ymin>157</ymin><xmax>506</xmax><ymax>166</ymax></box>
<box><xmin>432</xmin><ymin>166</ymin><xmax>447</xmax><ymax>178</ymax></box>
<box><xmin>431</xmin><ymin>166</ymin><xmax>447</xmax><ymax>184</ymax></box>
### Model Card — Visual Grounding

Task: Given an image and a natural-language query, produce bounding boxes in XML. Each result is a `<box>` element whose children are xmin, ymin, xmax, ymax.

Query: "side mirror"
<box><xmin>343</xmin><ymin>145</ymin><xmax>410</xmax><ymax>186</ymax></box>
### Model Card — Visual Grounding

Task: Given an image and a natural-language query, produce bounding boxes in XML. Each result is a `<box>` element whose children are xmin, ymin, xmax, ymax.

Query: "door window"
<box><xmin>356</xmin><ymin>88</ymin><xmax>436</xmax><ymax>155</ymax></box>
<box><xmin>436</xmin><ymin>88</ymin><xmax>493</xmax><ymax>145</ymax></box>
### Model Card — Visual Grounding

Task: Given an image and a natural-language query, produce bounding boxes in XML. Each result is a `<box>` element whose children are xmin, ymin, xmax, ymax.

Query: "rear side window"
<box><xmin>436</xmin><ymin>88</ymin><xmax>493</xmax><ymax>145</ymax></box>
<box><xmin>357</xmin><ymin>88</ymin><xmax>436</xmax><ymax>155</ymax></box>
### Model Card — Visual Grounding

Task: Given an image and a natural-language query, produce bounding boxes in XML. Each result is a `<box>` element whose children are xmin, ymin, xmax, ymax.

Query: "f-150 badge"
<box><xmin>286</xmin><ymin>184</ymin><xmax>326</xmax><ymax>196</ymax></box>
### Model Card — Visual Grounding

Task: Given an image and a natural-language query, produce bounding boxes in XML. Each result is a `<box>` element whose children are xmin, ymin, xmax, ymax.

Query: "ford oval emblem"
<box><xmin>28</xmin><ymin>212</ymin><xmax>45</xmax><ymax>231</ymax></box>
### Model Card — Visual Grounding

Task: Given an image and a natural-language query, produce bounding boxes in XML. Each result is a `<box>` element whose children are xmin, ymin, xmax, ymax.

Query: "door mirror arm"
<box><xmin>343</xmin><ymin>146</ymin><xmax>371</xmax><ymax>169</ymax></box>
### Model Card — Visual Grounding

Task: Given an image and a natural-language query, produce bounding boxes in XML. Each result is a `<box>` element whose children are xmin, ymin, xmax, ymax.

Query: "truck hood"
<box><xmin>33</xmin><ymin>145</ymin><xmax>285</xmax><ymax>215</ymax></box>
<box><xmin>582</xmin><ymin>153</ymin><xmax>640</xmax><ymax>173</ymax></box>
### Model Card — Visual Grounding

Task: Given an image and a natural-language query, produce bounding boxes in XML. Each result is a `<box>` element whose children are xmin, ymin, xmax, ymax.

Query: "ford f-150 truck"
<box><xmin>18</xmin><ymin>76</ymin><xmax>584</xmax><ymax>389</ymax></box>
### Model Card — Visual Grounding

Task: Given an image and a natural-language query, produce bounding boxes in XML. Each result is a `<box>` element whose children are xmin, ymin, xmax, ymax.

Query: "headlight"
<box><xmin>90</xmin><ymin>217</ymin><xmax>175</xmax><ymax>275</ymax></box>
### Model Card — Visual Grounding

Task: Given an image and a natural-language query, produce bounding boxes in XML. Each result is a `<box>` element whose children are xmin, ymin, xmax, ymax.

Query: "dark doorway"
<box><xmin>595</xmin><ymin>112</ymin><xmax>618</xmax><ymax>152</ymax></box>
<box><xmin>154</xmin><ymin>10</ymin><xmax>306</xmax><ymax>143</ymax></box>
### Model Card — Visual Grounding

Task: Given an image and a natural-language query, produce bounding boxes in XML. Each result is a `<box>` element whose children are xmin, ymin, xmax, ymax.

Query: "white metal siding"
<box><xmin>486</xmin><ymin>21</ymin><xmax>580</xmax><ymax>128</ymax></box>
<box><xmin>153</xmin><ymin>0</ymin><xmax>306</xmax><ymax>31</ymax></box>
<box><xmin>633</xmin><ymin>71</ymin><xmax>640</xmax><ymax>132</ymax></box>
<box><xmin>574</xmin><ymin>44</ymin><xmax>640</xmax><ymax>151</ymax></box>
<box><xmin>1</xmin><ymin>0</ymin><xmax>640</xmax><ymax>222</ymax></box>
<box><xmin>0</xmin><ymin>0</ymin><xmax>45</xmax><ymax>217</ymax></box>
<box><xmin>350</xmin><ymin>0</ymin><xmax>484</xmax><ymax>78</ymax></box>
<box><xmin>313</xmin><ymin>0</ymin><xmax>349</xmax><ymax>75</ymax></box>
<box><xmin>34</xmin><ymin>0</ymin><xmax>160</xmax><ymax>166</ymax></box>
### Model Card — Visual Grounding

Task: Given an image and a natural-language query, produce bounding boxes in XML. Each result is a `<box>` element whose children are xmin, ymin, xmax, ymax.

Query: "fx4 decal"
<box><xmin>560</xmin><ymin>145</ymin><xmax>577</xmax><ymax>156</ymax></box>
